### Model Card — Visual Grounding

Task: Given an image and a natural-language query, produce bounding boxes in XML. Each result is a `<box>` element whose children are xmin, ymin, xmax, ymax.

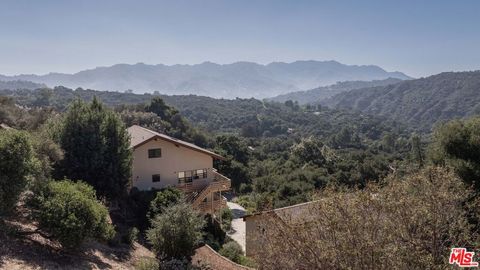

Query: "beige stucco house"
<box><xmin>127</xmin><ymin>125</ymin><xmax>231</xmax><ymax>214</ymax></box>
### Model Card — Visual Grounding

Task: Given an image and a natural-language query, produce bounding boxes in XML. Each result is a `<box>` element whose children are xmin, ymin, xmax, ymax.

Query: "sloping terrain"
<box><xmin>268</xmin><ymin>78</ymin><xmax>403</xmax><ymax>104</ymax></box>
<box><xmin>0</xmin><ymin>80</ymin><xmax>45</xmax><ymax>91</ymax></box>
<box><xmin>0</xmin><ymin>202</ymin><xmax>156</xmax><ymax>270</ymax></box>
<box><xmin>321</xmin><ymin>71</ymin><xmax>480</xmax><ymax>131</ymax></box>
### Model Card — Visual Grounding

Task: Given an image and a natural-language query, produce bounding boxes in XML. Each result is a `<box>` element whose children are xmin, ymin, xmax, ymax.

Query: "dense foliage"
<box><xmin>322</xmin><ymin>71</ymin><xmax>480</xmax><ymax>131</ymax></box>
<box><xmin>32</xmin><ymin>180</ymin><xmax>114</xmax><ymax>249</ymax></box>
<box><xmin>147</xmin><ymin>202</ymin><xmax>205</xmax><ymax>261</ymax></box>
<box><xmin>1</xmin><ymin>87</ymin><xmax>415</xmax><ymax>209</ymax></box>
<box><xmin>0</xmin><ymin>130</ymin><xmax>35</xmax><ymax>215</ymax></box>
<box><xmin>254</xmin><ymin>167</ymin><xmax>479</xmax><ymax>269</ymax></box>
<box><xmin>429</xmin><ymin>116</ymin><xmax>480</xmax><ymax>192</ymax></box>
<box><xmin>56</xmin><ymin>98</ymin><xmax>132</xmax><ymax>200</ymax></box>
<box><xmin>148</xmin><ymin>187</ymin><xmax>183</xmax><ymax>220</ymax></box>
<box><xmin>119</xmin><ymin>97</ymin><xmax>209</xmax><ymax>147</ymax></box>
<box><xmin>268</xmin><ymin>78</ymin><xmax>402</xmax><ymax>104</ymax></box>
<box><xmin>2</xmin><ymin>77</ymin><xmax>480</xmax><ymax>268</ymax></box>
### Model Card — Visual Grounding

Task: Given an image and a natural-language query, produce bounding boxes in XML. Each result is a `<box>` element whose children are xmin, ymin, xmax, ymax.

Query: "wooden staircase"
<box><xmin>184</xmin><ymin>170</ymin><xmax>231</xmax><ymax>213</ymax></box>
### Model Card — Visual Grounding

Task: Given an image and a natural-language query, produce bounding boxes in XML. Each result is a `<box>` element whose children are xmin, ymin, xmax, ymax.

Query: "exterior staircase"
<box><xmin>182</xmin><ymin>169</ymin><xmax>231</xmax><ymax>214</ymax></box>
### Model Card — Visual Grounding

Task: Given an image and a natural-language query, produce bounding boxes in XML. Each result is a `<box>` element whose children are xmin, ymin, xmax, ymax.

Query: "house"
<box><xmin>242</xmin><ymin>200</ymin><xmax>320</xmax><ymax>257</ymax></box>
<box><xmin>127</xmin><ymin>125</ymin><xmax>231</xmax><ymax>214</ymax></box>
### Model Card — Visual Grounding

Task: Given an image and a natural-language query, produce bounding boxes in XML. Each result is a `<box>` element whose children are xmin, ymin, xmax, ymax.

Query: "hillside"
<box><xmin>0</xmin><ymin>80</ymin><xmax>45</xmax><ymax>90</ymax></box>
<box><xmin>267</xmin><ymin>78</ymin><xmax>403</xmax><ymax>104</ymax></box>
<box><xmin>0</xmin><ymin>86</ymin><xmax>408</xmax><ymax>140</ymax></box>
<box><xmin>0</xmin><ymin>61</ymin><xmax>410</xmax><ymax>98</ymax></box>
<box><xmin>321</xmin><ymin>71</ymin><xmax>480</xmax><ymax>131</ymax></box>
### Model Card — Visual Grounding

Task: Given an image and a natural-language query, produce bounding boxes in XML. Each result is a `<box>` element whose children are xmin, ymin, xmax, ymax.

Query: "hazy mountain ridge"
<box><xmin>0</xmin><ymin>61</ymin><xmax>410</xmax><ymax>98</ymax></box>
<box><xmin>0</xmin><ymin>80</ymin><xmax>46</xmax><ymax>90</ymax></box>
<box><xmin>321</xmin><ymin>71</ymin><xmax>480</xmax><ymax>131</ymax></box>
<box><xmin>268</xmin><ymin>78</ymin><xmax>403</xmax><ymax>104</ymax></box>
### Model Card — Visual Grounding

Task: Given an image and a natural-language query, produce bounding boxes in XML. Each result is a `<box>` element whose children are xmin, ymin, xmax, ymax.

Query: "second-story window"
<box><xmin>152</xmin><ymin>174</ymin><xmax>161</xmax><ymax>182</ymax></box>
<box><xmin>148</xmin><ymin>148</ymin><xmax>162</xmax><ymax>158</ymax></box>
<box><xmin>193</xmin><ymin>169</ymin><xmax>207</xmax><ymax>179</ymax></box>
<box><xmin>178</xmin><ymin>171</ymin><xmax>193</xmax><ymax>184</ymax></box>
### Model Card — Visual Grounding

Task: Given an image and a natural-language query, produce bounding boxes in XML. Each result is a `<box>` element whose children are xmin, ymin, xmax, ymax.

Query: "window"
<box><xmin>152</xmin><ymin>174</ymin><xmax>161</xmax><ymax>182</ymax></box>
<box><xmin>178</xmin><ymin>169</ymin><xmax>207</xmax><ymax>184</ymax></box>
<box><xmin>148</xmin><ymin>148</ymin><xmax>162</xmax><ymax>158</ymax></box>
<box><xmin>193</xmin><ymin>169</ymin><xmax>207</xmax><ymax>179</ymax></box>
<box><xmin>178</xmin><ymin>171</ymin><xmax>193</xmax><ymax>184</ymax></box>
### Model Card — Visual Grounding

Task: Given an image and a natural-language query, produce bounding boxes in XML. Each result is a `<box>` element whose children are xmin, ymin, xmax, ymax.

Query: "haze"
<box><xmin>1</xmin><ymin>0</ymin><xmax>480</xmax><ymax>77</ymax></box>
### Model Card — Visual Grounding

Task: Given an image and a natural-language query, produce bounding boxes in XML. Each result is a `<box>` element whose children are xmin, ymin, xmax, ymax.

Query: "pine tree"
<box><xmin>57</xmin><ymin>97</ymin><xmax>132</xmax><ymax>200</ymax></box>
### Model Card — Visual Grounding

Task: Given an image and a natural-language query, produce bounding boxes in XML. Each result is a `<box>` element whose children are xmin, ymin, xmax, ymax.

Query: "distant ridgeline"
<box><xmin>320</xmin><ymin>71</ymin><xmax>480</xmax><ymax>132</ymax></box>
<box><xmin>267</xmin><ymin>78</ymin><xmax>403</xmax><ymax>105</ymax></box>
<box><xmin>0</xmin><ymin>61</ymin><xmax>410</xmax><ymax>99</ymax></box>
<box><xmin>0</xmin><ymin>80</ymin><xmax>46</xmax><ymax>90</ymax></box>
<box><xmin>3</xmin><ymin>71</ymin><xmax>480</xmax><ymax>133</ymax></box>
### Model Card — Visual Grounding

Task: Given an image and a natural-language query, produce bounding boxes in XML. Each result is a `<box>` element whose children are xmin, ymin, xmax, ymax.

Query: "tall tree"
<box><xmin>57</xmin><ymin>98</ymin><xmax>132</xmax><ymax>200</ymax></box>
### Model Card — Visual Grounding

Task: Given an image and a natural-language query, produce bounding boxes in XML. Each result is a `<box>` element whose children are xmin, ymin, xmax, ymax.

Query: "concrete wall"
<box><xmin>132</xmin><ymin>138</ymin><xmax>214</xmax><ymax>190</ymax></box>
<box><xmin>244</xmin><ymin>214</ymin><xmax>270</xmax><ymax>258</ymax></box>
<box><xmin>244</xmin><ymin>200</ymin><xmax>321</xmax><ymax>257</ymax></box>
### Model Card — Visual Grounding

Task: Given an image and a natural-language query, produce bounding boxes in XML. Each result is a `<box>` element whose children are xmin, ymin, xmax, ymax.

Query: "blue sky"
<box><xmin>1</xmin><ymin>0</ymin><xmax>479</xmax><ymax>77</ymax></box>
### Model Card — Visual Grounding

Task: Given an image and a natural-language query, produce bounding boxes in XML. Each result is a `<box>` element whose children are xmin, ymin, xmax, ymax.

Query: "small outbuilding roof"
<box><xmin>243</xmin><ymin>200</ymin><xmax>321</xmax><ymax>224</ymax></box>
<box><xmin>0</xmin><ymin>123</ymin><xmax>13</xmax><ymax>130</ymax></box>
<box><xmin>127</xmin><ymin>125</ymin><xmax>225</xmax><ymax>160</ymax></box>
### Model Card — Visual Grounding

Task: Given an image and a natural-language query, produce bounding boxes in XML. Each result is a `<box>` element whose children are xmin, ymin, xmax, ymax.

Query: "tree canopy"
<box><xmin>56</xmin><ymin>98</ymin><xmax>132</xmax><ymax>200</ymax></box>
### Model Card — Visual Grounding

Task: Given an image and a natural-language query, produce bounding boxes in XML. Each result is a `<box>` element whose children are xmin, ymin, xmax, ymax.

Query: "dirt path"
<box><xmin>227</xmin><ymin>201</ymin><xmax>246</xmax><ymax>253</ymax></box>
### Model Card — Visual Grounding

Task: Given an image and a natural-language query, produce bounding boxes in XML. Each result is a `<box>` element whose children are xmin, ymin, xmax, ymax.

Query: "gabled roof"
<box><xmin>127</xmin><ymin>125</ymin><xmax>225</xmax><ymax>160</ymax></box>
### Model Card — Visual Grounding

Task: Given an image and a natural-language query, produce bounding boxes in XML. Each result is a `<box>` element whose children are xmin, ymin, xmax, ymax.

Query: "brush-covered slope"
<box><xmin>268</xmin><ymin>78</ymin><xmax>403</xmax><ymax>104</ymax></box>
<box><xmin>322</xmin><ymin>71</ymin><xmax>480</xmax><ymax>131</ymax></box>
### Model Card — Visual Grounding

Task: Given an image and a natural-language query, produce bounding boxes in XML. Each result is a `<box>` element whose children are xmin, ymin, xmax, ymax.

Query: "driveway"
<box><xmin>227</xmin><ymin>201</ymin><xmax>246</xmax><ymax>253</ymax></box>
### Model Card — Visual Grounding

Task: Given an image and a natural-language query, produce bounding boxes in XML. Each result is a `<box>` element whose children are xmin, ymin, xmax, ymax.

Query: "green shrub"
<box><xmin>128</xmin><ymin>189</ymin><xmax>157</xmax><ymax>230</ymax></box>
<box><xmin>147</xmin><ymin>202</ymin><xmax>205</xmax><ymax>260</ymax></box>
<box><xmin>34</xmin><ymin>180</ymin><xmax>115</xmax><ymax>249</ymax></box>
<box><xmin>218</xmin><ymin>208</ymin><xmax>233</xmax><ymax>231</ymax></box>
<box><xmin>219</xmin><ymin>241</ymin><xmax>243</xmax><ymax>263</ymax></box>
<box><xmin>122</xmin><ymin>227</ymin><xmax>139</xmax><ymax>246</ymax></box>
<box><xmin>0</xmin><ymin>130</ymin><xmax>35</xmax><ymax>215</ymax></box>
<box><xmin>148</xmin><ymin>187</ymin><xmax>183</xmax><ymax>219</ymax></box>
<box><xmin>135</xmin><ymin>257</ymin><xmax>159</xmax><ymax>270</ymax></box>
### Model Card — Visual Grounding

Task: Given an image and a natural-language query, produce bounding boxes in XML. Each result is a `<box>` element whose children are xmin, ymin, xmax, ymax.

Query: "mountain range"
<box><xmin>321</xmin><ymin>71</ymin><xmax>480</xmax><ymax>131</ymax></box>
<box><xmin>0</xmin><ymin>61</ymin><xmax>410</xmax><ymax>98</ymax></box>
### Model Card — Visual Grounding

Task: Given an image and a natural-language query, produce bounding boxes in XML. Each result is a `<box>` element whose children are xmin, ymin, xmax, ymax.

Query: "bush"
<box><xmin>34</xmin><ymin>180</ymin><xmax>115</xmax><ymax>249</ymax></box>
<box><xmin>147</xmin><ymin>202</ymin><xmax>205</xmax><ymax>260</ymax></box>
<box><xmin>254</xmin><ymin>166</ymin><xmax>479</xmax><ymax>269</ymax></box>
<box><xmin>218</xmin><ymin>208</ymin><xmax>233</xmax><ymax>231</ymax></box>
<box><xmin>135</xmin><ymin>257</ymin><xmax>159</xmax><ymax>270</ymax></box>
<box><xmin>219</xmin><ymin>241</ymin><xmax>243</xmax><ymax>264</ymax></box>
<box><xmin>122</xmin><ymin>227</ymin><xmax>139</xmax><ymax>246</ymax></box>
<box><xmin>0</xmin><ymin>130</ymin><xmax>35</xmax><ymax>215</ymax></box>
<box><xmin>148</xmin><ymin>187</ymin><xmax>183</xmax><ymax>219</ymax></box>
<box><xmin>128</xmin><ymin>189</ymin><xmax>157</xmax><ymax>230</ymax></box>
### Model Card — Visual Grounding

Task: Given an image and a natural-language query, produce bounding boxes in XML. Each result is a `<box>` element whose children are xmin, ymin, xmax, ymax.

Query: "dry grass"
<box><xmin>0</xmin><ymin>202</ymin><xmax>155</xmax><ymax>270</ymax></box>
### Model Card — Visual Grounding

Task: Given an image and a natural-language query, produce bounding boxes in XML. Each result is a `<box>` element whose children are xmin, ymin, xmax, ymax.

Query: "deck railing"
<box><xmin>196</xmin><ymin>196</ymin><xmax>228</xmax><ymax>214</ymax></box>
<box><xmin>177</xmin><ymin>168</ymin><xmax>231</xmax><ymax>193</ymax></box>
